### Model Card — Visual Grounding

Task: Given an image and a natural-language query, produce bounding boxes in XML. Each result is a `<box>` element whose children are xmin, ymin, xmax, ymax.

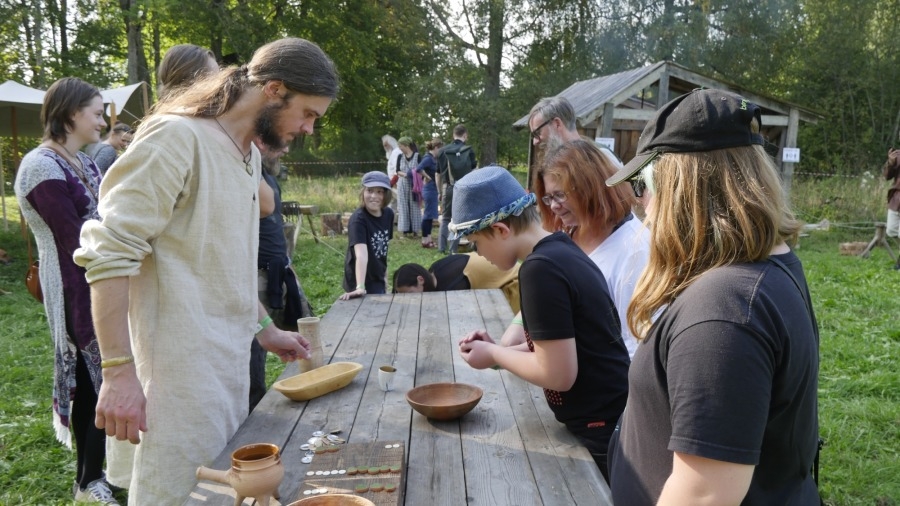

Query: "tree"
<box><xmin>790</xmin><ymin>0</ymin><xmax>900</xmax><ymax>172</ymax></box>
<box><xmin>119</xmin><ymin>0</ymin><xmax>151</xmax><ymax>85</ymax></box>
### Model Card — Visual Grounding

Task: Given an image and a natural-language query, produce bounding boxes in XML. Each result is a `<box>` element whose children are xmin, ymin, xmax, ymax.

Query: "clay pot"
<box><xmin>196</xmin><ymin>443</ymin><xmax>284</xmax><ymax>506</ymax></box>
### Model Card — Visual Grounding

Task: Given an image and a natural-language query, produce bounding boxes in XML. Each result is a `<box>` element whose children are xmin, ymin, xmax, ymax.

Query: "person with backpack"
<box><xmin>436</xmin><ymin>124</ymin><xmax>476</xmax><ymax>254</ymax></box>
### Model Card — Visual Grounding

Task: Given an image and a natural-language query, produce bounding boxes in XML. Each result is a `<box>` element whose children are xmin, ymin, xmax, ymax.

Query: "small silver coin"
<box><xmin>301</xmin><ymin>456</ymin><xmax>313</xmax><ymax>464</ymax></box>
<box><xmin>312</xmin><ymin>430</ymin><xmax>325</xmax><ymax>437</ymax></box>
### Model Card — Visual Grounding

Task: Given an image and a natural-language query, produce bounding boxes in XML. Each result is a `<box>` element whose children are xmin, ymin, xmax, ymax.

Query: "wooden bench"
<box><xmin>859</xmin><ymin>222</ymin><xmax>897</xmax><ymax>261</ymax></box>
<box><xmin>282</xmin><ymin>203</ymin><xmax>319</xmax><ymax>259</ymax></box>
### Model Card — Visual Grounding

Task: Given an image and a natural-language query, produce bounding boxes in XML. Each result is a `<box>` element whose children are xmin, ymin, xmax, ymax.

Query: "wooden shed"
<box><xmin>513</xmin><ymin>61</ymin><xmax>821</xmax><ymax>191</ymax></box>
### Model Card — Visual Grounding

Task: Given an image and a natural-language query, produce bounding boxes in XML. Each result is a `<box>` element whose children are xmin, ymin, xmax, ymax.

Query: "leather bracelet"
<box><xmin>101</xmin><ymin>355</ymin><xmax>134</xmax><ymax>369</ymax></box>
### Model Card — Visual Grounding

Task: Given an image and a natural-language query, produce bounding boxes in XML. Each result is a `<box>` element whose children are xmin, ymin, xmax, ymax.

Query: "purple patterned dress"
<box><xmin>14</xmin><ymin>147</ymin><xmax>103</xmax><ymax>446</ymax></box>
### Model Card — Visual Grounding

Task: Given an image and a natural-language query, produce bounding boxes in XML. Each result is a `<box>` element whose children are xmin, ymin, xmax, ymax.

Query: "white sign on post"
<box><xmin>595</xmin><ymin>137</ymin><xmax>615</xmax><ymax>151</ymax></box>
<box><xmin>782</xmin><ymin>147</ymin><xmax>801</xmax><ymax>163</ymax></box>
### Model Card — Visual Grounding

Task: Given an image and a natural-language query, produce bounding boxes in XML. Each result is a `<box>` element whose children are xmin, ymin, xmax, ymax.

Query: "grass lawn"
<box><xmin>0</xmin><ymin>172</ymin><xmax>898</xmax><ymax>504</ymax></box>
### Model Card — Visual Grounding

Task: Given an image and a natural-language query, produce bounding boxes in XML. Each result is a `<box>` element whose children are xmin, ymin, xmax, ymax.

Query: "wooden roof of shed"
<box><xmin>513</xmin><ymin>61</ymin><xmax>822</xmax><ymax>129</ymax></box>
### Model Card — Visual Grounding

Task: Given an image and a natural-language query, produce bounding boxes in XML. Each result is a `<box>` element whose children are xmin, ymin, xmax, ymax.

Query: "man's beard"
<box><xmin>261</xmin><ymin>156</ymin><xmax>281</xmax><ymax>177</ymax></box>
<box><xmin>254</xmin><ymin>100</ymin><xmax>289</xmax><ymax>151</ymax></box>
<box><xmin>543</xmin><ymin>133</ymin><xmax>565</xmax><ymax>155</ymax></box>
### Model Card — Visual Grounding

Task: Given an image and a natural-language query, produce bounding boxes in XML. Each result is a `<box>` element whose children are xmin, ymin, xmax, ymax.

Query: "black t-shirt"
<box><xmin>258</xmin><ymin>172</ymin><xmax>287</xmax><ymax>267</ymax></box>
<box><xmin>609</xmin><ymin>251</ymin><xmax>821</xmax><ymax>505</ymax></box>
<box><xmin>429</xmin><ymin>254</ymin><xmax>471</xmax><ymax>290</ymax></box>
<box><xmin>520</xmin><ymin>232</ymin><xmax>630</xmax><ymax>428</ymax></box>
<box><xmin>343</xmin><ymin>207</ymin><xmax>394</xmax><ymax>294</ymax></box>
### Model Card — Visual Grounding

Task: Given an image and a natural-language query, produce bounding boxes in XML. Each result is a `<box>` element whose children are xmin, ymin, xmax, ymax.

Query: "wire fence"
<box><xmin>278</xmin><ymin>165</ymin><xmax>872</xmax><ymax>178</ymax></box>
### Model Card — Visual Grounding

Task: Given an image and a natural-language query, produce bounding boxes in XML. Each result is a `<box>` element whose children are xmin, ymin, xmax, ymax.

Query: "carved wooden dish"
<box><xmin>405</xmin><ymin>382</ymin><xmax>483</xmax><ymax>420</ymax></box>
<box><xmin>273</xmin><ymin>362</ymin><xmax>363</xmax><ymax>401</ymax></box>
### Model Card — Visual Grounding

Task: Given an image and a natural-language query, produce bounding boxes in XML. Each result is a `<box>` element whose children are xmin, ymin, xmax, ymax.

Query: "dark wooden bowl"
<box><xmin>405</xmin><ymin>382</ymin><xmax>483</xmax><ymax>420</ymax></box>
<box><xmin>288</xmin><ymin>494</ymin><xmax>375</xmax><ymax>506</ymax></box>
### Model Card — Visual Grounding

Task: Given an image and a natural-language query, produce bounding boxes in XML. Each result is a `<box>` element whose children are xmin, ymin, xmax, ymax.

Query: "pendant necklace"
<box><xmin>53</xmin><ymin>141</ymin><xmax>83</xmax><ymax>171</ymax></box>
<box><xmin>51</xmin><ymin>141</ymin><xmax>98</xmax><ymax>200</ymax></box>
<box><xmin>213</xmin><ymin>117</ymin><xmax>253</xmax><ymax>176</ymax></box>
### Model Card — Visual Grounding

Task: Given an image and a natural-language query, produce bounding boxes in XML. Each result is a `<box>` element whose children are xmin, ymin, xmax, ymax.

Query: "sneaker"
<box><xmin>74</xmin><ymin>478</ymin><xmax>120</xmax><ymax>505</ymax></box>
<box><xmin>101</xmin><ymin>473</ymin><xmax>125</xmax><ymax>494</ymax></box>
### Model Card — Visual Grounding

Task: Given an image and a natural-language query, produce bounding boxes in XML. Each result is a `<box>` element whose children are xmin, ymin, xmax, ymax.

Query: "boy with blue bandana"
<box><xmin>451</xmin><ymin>166</ymin><xmax>629</xmax><ymax>482</ymax></box>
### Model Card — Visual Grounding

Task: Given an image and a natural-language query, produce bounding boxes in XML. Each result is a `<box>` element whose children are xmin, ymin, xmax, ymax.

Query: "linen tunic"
<box><xmin>75</xmin><ymin>114</ymin><xmax>261</xmax><ymax>504</ymax></box>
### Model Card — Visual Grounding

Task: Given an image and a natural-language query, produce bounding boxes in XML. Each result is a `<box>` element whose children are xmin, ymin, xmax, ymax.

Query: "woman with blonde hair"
<box><xmin>606</xmin><ymin>89</ymin><xmax>820</xmax><ymax>505</ymax></box>
<box><xmin>523</xmin><ymin>139</ymin><xmax>648</xmax><ymax>357</ymax></box>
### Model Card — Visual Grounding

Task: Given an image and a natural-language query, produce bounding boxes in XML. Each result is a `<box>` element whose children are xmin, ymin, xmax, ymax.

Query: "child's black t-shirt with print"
<box><xmin>343</xmin><ymin>207</ymin><xmax>394</xmax><ymax>293</ymax></box>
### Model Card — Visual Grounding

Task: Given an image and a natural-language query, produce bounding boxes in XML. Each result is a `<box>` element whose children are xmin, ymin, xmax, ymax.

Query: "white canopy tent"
<box><xmin>0</xmin><ymin>80</ymin><xmax>149</xmax><ymax>230</ymax></box>
<box><xmin>0</xmin><ymin>80</ymin><xmax>46</xmax><ymax>231</ymax></box>
<box><xmin>100</xmin><ymin>81</ymin><xmax>149</xmax><ymax>126</ymax></box>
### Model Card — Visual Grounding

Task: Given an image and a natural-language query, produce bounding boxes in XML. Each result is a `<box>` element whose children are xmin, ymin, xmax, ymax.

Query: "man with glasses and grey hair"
<box><xmin>528</xmin><ymin>96</ymin><xmax>583</xmax><ymax>151</ymax></box>
<box><xmin>528</xmin><ymin>96</ymin><xmax>624</xmax><ymax>168</ymax></box>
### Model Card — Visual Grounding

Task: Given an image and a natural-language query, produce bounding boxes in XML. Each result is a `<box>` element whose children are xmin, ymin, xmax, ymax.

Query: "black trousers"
<box><xmin>567</xmin><ymin>418</ymin><xmax>618</xmax><ymax>484</ymax></box>
<box><xmin>71</xmin><ymin>349</ymin><xmax>106</xmax><ymax>488</ymax></box>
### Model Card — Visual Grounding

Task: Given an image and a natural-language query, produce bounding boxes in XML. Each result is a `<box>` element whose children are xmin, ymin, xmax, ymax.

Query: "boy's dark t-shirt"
<box><xmin>343</xmin><ymin>207</ymin><xmax>394</xmax><ymax>294</ymax></box>
<box><xmin>608</xmin><ymin>251</ymin><xmax>820</xmax><ymax>505</ymax></box>
<box><xmin>520</xmin><ymin>232</ymin><xmax>630</xmax><ymax>429</ymax></box>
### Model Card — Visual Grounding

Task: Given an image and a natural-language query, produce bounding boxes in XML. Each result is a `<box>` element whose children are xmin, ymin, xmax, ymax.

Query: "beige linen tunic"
<box><xmin>76</xmin><ymin>114</ymin><xmax>260</xmax><ymax>504</ymax></box>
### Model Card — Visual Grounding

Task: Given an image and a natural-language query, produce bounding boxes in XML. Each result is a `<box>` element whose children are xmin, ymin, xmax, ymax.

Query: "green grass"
<box><xmin>1</xmin><ymin>172</ymin><xmax>898</xmax><ymax>504</ymax></box>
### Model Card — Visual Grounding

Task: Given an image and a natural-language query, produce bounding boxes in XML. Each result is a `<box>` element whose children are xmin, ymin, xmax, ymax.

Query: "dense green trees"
<box><xmin>1</xmin><ymin>0</ymin><xmax>899</xmax><ymax>174</ymax></box>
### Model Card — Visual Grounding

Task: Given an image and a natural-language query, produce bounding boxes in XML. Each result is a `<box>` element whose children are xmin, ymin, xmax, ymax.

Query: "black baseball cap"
<box><xmin>606</xmin><ymin>88</ymin><xmax>765</xmax><ymax>186</ymax></box>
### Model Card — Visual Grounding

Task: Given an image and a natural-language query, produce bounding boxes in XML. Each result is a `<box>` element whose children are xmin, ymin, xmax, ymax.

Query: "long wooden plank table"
<box><xmin>185</xmin><ymin>290</ymin><xmax>612</xmax><ymax>506</ymax></box>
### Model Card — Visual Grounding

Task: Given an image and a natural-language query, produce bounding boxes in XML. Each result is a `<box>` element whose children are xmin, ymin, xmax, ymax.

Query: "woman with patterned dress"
<box><xmin>14</xmin><ymin>78</ymin><xmax>118</xmax><ymax>504</ymax></box>
<box><xmin>393</xmin><ymin>136</ymin><xmax>421</xmax><ymax>237</ymax></box>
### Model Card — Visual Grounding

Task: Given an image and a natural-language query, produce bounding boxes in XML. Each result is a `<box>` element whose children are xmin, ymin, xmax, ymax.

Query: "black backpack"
<box><xmin>442</xmin><ymin>143</ymin><xmax>474</xmax><ymax>184</ymax></box>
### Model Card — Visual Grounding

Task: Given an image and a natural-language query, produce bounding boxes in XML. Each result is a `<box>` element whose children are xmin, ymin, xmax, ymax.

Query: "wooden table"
<box><xmin>185</xmin><ymin>290</ymin><xmax>612</xmax><ymax>506</ymax></box>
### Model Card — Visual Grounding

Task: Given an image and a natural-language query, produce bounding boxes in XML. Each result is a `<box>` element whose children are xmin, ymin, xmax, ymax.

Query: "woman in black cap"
<box><xmin>606</xmin><ymin>89</ymin><xmax>821</xmax><ymax>505</ymax></box>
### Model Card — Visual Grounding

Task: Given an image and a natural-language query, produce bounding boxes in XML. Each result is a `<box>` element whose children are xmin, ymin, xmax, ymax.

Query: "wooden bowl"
<box><xmin>287</xmin><ymin>494</ymin><xmax>375</xmax><ymax>506</ymax></box>
<box><xmin>406</xmin><ymin>382</ymin><xmax>483</xmax><ymax>420</ymax></box>
<box><xmin>273</xmin><ymin>362</ymin><xmax>363</xmax><ymax>401</ymax></box>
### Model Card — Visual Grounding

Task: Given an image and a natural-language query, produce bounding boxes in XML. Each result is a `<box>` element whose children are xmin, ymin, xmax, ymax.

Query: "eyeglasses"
<box><xmin>530</xmin><ymin>117</ymin><xmax>554</xmax><ymax>141</ymax></box>
<box><xmin>629</xmin><ymin>177</ymin><xmax>647</xmax><ymax>198</ymax></box>
<box><xmin>540</xmin><ymin>191</ymin><xmax>569</xmax><ymax>206</ymax></box>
